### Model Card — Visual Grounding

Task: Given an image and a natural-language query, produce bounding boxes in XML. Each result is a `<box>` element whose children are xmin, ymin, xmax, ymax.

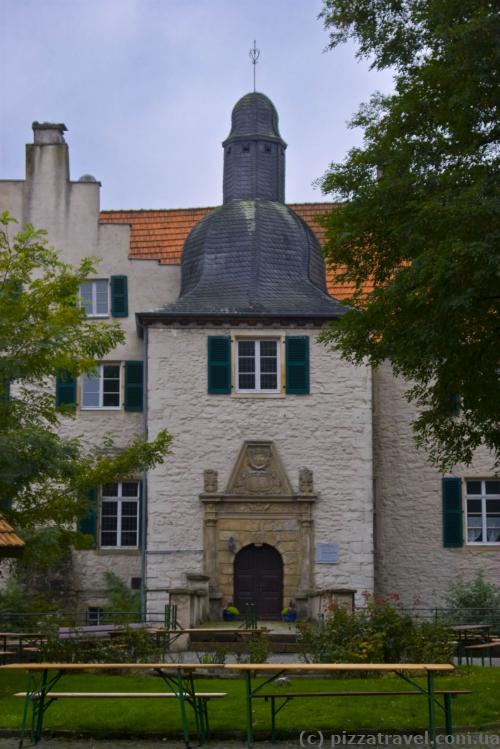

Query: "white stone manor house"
<box><xmin>1</xmin><ymin>92</ymin><xmax>499</xmax><ymax>622</ymax></box>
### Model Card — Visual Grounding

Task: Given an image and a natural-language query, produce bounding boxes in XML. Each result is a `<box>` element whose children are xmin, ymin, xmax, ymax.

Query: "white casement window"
<box><xmin>80</xmin><ymin>279</ymin><xmax>109</xmax><ymax>317</ymax></box>
<box><xmin>100</xmin><ymin>481</ymin><xmax>140</xmax><ymax>548</ymax></box>
<box><xmin>237</xmin><ymin>339</ymin><xmax>280</xmax><ymax>393</ymax></box>
<box><xmin>81</xmin><ymin>364</ymin><xmax>121</xmax><ymax>409</ymax></box>
<box><xmin>466</xmin><ymin>480</ymin><xmax>500</xmax><ymax>544</ymax></box>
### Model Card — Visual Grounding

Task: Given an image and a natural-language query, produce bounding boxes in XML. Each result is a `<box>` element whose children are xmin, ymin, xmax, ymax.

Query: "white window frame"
<box><xmin>80</xmin><ymin>279</ymin><xmax>110</xmax><ymax>317</ymax></box>
<box><xmin>86</xmin><ymin>606</ymin><xmax>104</xmax><ymax>625</ymax></box>
<box><xmin>466</xmin><ymin>479</ymin><xmax>500</xmax><ymax>545</ymax></box>
<box><xmin>81</xmin><ymin>363</ymin><xmax>121</xmax><ymax>410</ymax></box>
<box><xmin>100</xmin><ymin>481</ymin><xmax>140</xmax><ymax>549</ymax></box>
<box><xmin>236</xmin><ymin>337</ymin><xmax>281</xmax><ymax>394</ymax></box>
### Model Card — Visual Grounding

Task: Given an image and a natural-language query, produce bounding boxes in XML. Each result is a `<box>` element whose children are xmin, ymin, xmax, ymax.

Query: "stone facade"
<box><xmin>0</xmin><ymin>108</ymin><xmax>498</xmax><ymax>622</ymax></box>
<box><xmin>374</xmin><ymin>363</ymin><xmax>500</xmax><ymax>608</ymax></box>
<box><xmin>144</xmin><ymin>324</ymin><xmax>374</xmax><ymax>617</ymax></box>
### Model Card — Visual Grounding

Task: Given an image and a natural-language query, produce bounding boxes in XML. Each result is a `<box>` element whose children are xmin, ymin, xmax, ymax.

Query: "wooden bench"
<box><xmin>16</xmin><ymin>690</ymin><xmax>227</xmax><ymax>699</ymax></box>
<box><xmin>4</xmin><ymin>661</ymin><xmax>226</xmax><ymax>749</ymax></box>
<box><xmin>226</xmin><ymin>662</ymin><xmax>459</xmax><ymax>747</ymax></box>
<box><xmin>254</xmin><ymin>689</ymin><xmax>472</xmax><ymax>740</ymax></box>
<box><xmin>464</xmin><ymin>640</ymin><xmax>500</xmax><ymax>666</ymax></box>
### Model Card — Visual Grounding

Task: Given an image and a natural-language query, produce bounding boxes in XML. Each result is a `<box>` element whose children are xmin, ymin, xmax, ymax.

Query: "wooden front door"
<box><xmin>234</xmin><ymin>544</ymin><xmax>283</xmax><ymax>619</ymax></box>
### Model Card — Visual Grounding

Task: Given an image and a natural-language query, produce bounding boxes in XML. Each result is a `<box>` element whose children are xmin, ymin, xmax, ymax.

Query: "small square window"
<box><xmin>80</xmin><ymin>280</ymin><xmax>109</xmax><ymax>317</ymax></box>
<box><xmin>86</xmin><ymin>607</ymin><xmax>104</xmax><ymax>625</ymax></box>
<box><xmin>242</xmin><ymin>144</ymin><xmax>250</xmax><ymax>153</ymax></box>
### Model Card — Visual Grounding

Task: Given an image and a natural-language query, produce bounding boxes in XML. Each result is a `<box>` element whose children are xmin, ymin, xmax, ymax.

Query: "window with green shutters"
<box><xmin>56</xmin><ymin>372</ymin><xmax>77</xmax><ymax>407</ymax></box>
<box><xmin>110</xmin><ymin>276</ymin><xmax>128</xmax><ymax>318</ymax></box>
<box><xmin>442</xmin><ymin>477</ymin><xmax>464</xmax><ymax>547</ymax></box>
<box><xmin>208</xmin><ymin>336</ymin><xmax>231</xmax><ymax>394</ymax></box>
<box><xmin>124</xmin><ymin>361</ymin><xmax>144</xmax><ymax>411</ymax></box>
<box><xmin>208</xmin><ymin>335</ymin><xmax>310</xmax><ymax>395</ymax></box>
<box><xmin>285</xmin><ymin>336</ymin><xmax>310</xmax><ymax>394</ymax></box>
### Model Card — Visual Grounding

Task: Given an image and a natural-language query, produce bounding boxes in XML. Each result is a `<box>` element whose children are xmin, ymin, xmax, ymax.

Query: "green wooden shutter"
<box><xmin>0</xmin><ymin>379</ymin><xmax>10</xmax><ymax>401</ymax></box>
<box><xmin>286</xmin><ymin>336</ymin><xmax>310</xmax><ymax>394</ymax></box>
<box><xmin>442</xmin><ymin>477</ymin><xmax>463</xmax><ymax>547</ymax></box>
<box><xmin>208</xmin><ymin>336</ymin><xmax>231</xmax><ymax>394</ymax></box>
<box><xmin>111</xmin><ymin>275</ymin><xmax>128</xmax><ymax>318</ymax></box>
<box><xmin>124</xmin><ymin>361</ymin><xmax>144</xmax><ymax>411</ymax></box>
<box><xmin>56</xmin><ymin>372</ymin><xmax>76</xmax><ymax>406</ymax></box>
<box><xmin>448</xmin><ymin>393</ymin><xmax>461</xmax><ymax>417</ymax></box>
<box><xmin>78</xmin><ymin>488</ymin><xmax>97</xmax><ymax>546</ymax></box>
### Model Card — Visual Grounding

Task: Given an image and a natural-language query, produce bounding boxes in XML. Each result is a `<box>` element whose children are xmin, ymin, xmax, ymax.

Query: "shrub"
<box><xmin>102</xmin><ymin>571</ymin><xmax>141</xmax><ymax>623</ymax></box>
<box><xmin>443</xmin><ymin>572</ymin><xmax>500</xmax><ymax>628</ymax></box>
<box><xmin>236</xmin><ymin>631</ymin><xmax>270</xmax><ymax>663</ymax></box>
<box><xmin>39</xmin><ymin>626</ymin><xmax>163</xmax><ymax>663</ymax></box>
<box><xmin>298</xmin><ymin>594</ymin><xmax>453</xmax><ymax>664</ymax></box>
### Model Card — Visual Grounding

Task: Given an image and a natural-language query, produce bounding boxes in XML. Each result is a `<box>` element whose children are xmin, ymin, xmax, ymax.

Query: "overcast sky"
<box><xmin>0</xmin><ymin>0</ymin><xmax>393</xmax><ymax>210</ymax></box>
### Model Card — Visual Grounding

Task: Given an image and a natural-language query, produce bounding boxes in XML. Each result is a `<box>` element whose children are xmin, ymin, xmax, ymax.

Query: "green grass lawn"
<box><xmin>0</xmin><ymin>667</ymin><xmax>498</xmax><ymax>738</ymax></box>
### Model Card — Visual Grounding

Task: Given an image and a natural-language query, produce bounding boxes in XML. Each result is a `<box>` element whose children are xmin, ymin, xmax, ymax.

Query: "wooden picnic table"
<box><xmin>1</xmin><ymin>661</ymin><xmax>226</xmax><ymax>749</ymax></box>
<box><xmin>0</xmin><ymin>632</ymin><xmax>44</xmax><ymax>661</ymax></box>
<box><xmin>226</xmin><ymin>662</ymin><xmax>456</xmax><ymax>748</ymax></box>
<box><xmin>147</xmin><ymin>626</ymin><xmax>268</xmax><ymax>650</ymax></box>
<box><xmin>451</xmin><ymin>623</ymin><xmax>492</xmax><ymax>640</ymax></box>
<box><xmin>451</xmin><ymin>624</ymin><xmax>493</xmax><ymax>664</ymax></box>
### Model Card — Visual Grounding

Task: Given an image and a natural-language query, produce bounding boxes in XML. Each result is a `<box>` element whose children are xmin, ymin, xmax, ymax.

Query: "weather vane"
<box><xmin>249</xmin><ymin>40</ymin><xmax>260</xmax><ymax>92</ymax></box>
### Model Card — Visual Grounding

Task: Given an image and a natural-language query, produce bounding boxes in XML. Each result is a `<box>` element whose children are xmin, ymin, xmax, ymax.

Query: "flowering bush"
<box><xmin>297</xmin><ymin>594</ymin><xmax>454</xmax><ymax>664</ymax></box>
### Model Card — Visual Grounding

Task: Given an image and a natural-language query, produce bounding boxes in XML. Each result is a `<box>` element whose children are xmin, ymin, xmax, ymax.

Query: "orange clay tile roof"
<box><xmin>0</xmin><ymin>515</ymin><xmax>25</xmax><ymax>557</ymax></box>
<box><xmin>99</xmin><ymin>203</ymin><xmax>370</xmax><ymax>302</ymax></box>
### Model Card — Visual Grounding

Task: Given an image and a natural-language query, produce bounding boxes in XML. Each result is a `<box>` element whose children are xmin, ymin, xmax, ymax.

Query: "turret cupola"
<box><xmin>222</xmin><ymin>92</ymin><xmax>287</xmax><ymax>203</ymax></box>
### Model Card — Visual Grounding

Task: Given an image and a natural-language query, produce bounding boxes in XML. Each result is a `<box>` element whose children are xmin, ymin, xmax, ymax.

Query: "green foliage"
<box><xmin>0</xmin><ymin>212</ymin><xmax>172</xmax><ymax>550</ymax></box>
<box><xmin>443</xmin><ymin>571</ymin><xmax>500</xmax><ymax>626</ymax></box>
<box><xmin>199</xmin><ymin>646</ymin><xmax>228</xmax><ymax>664</ymax></box>
<box><xmin>102</xmin><ymin>571</ymin><xmax>141</xmax><ymax>623</ymax></box>
<box><xmin>298</xmin><ymin>595</ymin><xmax>454</xmax><ymax>664</ymax></box>
<box><xmin>0</xmin><ymin>578</ymin><xmax>63</xmax><ymax>630</ymax></box>
<box><xmin>39</xmin><ymin>626</ymin><xmax>163</xmax><ymax>664</ymax></box>
<box><xmin>318</xmin><ymin>1</ymin><xmax>500</xmax><ymax>470</ymax></box>
<box><xmin>236</xmin><ymin>631</ymin><xmax>271</xmax><ymax>663</ymax></box>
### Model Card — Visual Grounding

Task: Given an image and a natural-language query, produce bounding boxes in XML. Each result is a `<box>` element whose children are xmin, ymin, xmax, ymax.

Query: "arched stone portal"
<box><xmin>234</xmin><ymin>543</ymin><xmax>283</xmax><ymax>619</ymax></box>
<box><xmin>200</xmin><ymin>441</ymin><xmax>316</xmax><ymax>618</ymax></box>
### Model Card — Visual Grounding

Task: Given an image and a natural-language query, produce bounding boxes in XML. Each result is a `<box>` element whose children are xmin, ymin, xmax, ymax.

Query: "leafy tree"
<box><xmin>318</xmin><ymin>0</ymin><xmax>500</xmax><ymax>469</ymax></box>
<box><xmin>0</xmin><ymin>212</ymin><xmax>171</xmax><ymax>551</ymax></box>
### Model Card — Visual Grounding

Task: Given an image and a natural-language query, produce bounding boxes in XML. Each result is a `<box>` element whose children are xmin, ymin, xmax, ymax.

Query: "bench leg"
<box><xmin>427</xmin><ymin>672</ymin><xmax>436</xmax><ymax>748</ymax></box>
<box><xmin>245</xmin><ymin>671</ymin><xmax>254</xmax><ymax>749</ymax></box>
<box><xmin>175</xmin><ymin>671</ymin><xmax>192</xmax><ymax>749</ymax></box>
<box><xmin>444</xmin><ymin>694</ymin><xmax>453</xmax><ymax>735</ymax></box>
<box><xmin>271</xmin><ymin>697</ymin><xmax>276</xmax><ymax>744</ymax></box>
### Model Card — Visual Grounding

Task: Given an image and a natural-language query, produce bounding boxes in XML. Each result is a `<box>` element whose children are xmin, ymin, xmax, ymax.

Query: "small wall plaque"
<box><xmin>316</xmin><ymin>543</ymin><xmax>339</xmax><ymax>564</ymax></box>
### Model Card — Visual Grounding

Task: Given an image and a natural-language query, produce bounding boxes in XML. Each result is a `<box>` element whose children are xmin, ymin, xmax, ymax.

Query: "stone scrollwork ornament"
<box><xmin>299</xmin><ymin>467</ymin><xmax>313</xmax><ymax>494</ymax></box>
<box><xmin>204</xmin><ymin>469</ymin><xmax>218</xmax><ymax>493</ymax></box>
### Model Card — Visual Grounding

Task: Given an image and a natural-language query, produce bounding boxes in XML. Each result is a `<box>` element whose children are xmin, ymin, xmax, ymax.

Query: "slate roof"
<box><xmin>99</xmin><ymin>203</ymin><xmax>369</xmax><ymax>301</ymax></box>
<box><xmin>223</xmin><ymin>92</ymin><xmax>286</xmax><ymax>146</ymax></box>
<box><xmin>155</xmin><ymin>199</ymin><xmax>346</xmax><ymax>318</ymax></box>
